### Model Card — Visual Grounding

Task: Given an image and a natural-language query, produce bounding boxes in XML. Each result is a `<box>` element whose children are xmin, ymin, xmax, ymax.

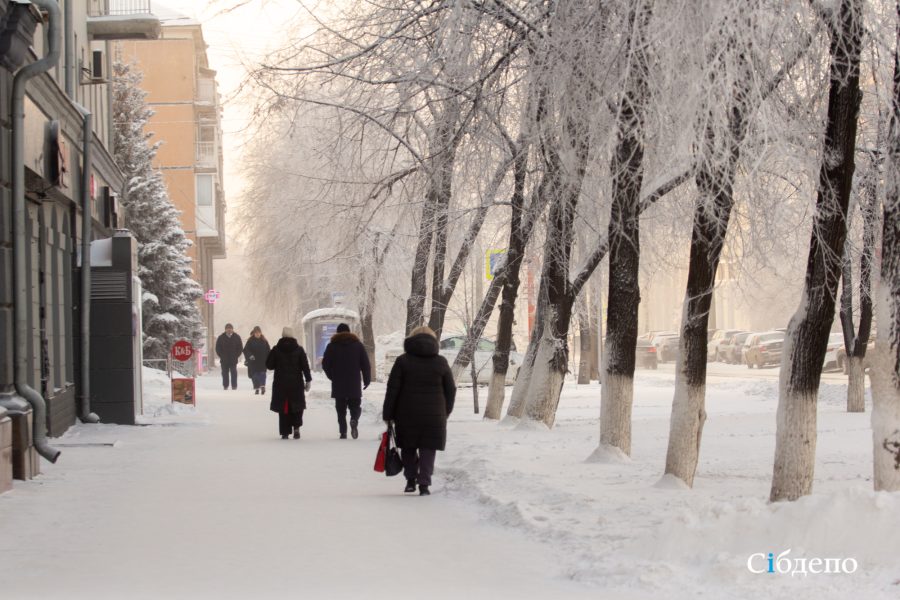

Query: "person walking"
<box><xmin>215</xmin><ymin>323</ymin><xmax>243</xmax><ymax>390</ymax></box>
<box><xmin>243</xmin><ymin>326</ymin><xmax>271</xmax><ymax>395</ymax></box>
<box><xmin>382</xmin><ymin>326</ymin><xmax>456</xmax><ymax>496</ymax></box>
<box><xmin>322</xmin><ymin>323</ymin><xmax>371</xmax><ymax>439</ymax></box>
<box><xmin>266</xmin><ymin>327</ymin><xmax>312</xmax><ymax>440</ymax></box>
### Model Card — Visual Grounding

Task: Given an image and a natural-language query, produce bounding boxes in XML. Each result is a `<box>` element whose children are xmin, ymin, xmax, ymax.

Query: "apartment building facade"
<box><xmin>117</xmin><ymin>8</ymin><xmax>226</xmax><ymax>366</ymax></box>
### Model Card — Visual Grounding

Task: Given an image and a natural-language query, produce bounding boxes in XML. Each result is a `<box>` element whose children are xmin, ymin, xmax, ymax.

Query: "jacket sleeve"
<box><xmin>360</xmin><ymin>343</ymin><xmax>371</xmax><ymax>388</ymax></box>
<box><xmin>234</xmin><ymin>336</ymin><xmax>243</xmax><ymax>358</ymax></box>
<box><xmin>321</xmin><ymin>343</ymin><xmax>333</xmax><ymax>380</ymax></box>
<box><xmin>265</xmin><ymin>348</ymin><xmax>275</xmax><ymax>370</ymax></box>
<box><xmin>442</xmin><ymin>359</ymin><xmax>456</xmax><ymax>416</ymax></box>
<box><xmin>299</xmin><ymin>347</ymin><xmax>312</xmax><ymax>383</ymax></box>
<box><xmin>382</xmin><ymin>358</ymin><xmax>403</xmax><ymax>421</ymax></box>
<box><xmin>215</xmin><ymin>335</ymin><xmax>223</xmax><ymax>358</ymax></box>
<box><xmin>242</xmin><ymin>340</ymin><xmax>252</xmax><ymax>361</ymax></box>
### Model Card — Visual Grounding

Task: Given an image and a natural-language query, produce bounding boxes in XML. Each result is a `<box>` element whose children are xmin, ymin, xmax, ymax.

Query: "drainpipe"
<box><xmin>11</xmin><ymin>0</ymin><xmax>62</xmax><ymax>462</ymax></box>
<box><xmin>63</xmin><ymin>0</ymin><xmax>73</xmax><ymax>97</ymax></box>
<box><xmin>76</xmin><ymin>105</ymin><xmax>99</xmax><ymax>423</ymax></box>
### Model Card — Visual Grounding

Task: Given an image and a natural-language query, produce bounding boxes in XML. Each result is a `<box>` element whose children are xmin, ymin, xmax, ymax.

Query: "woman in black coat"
<box><xmin>243</xmin><ymin>326</ymin><xmax>271</xmax><ymax>395</ymax></box>
<box><xmin>266</xmin><ymin>327</ymin><xmax>312</xmax><ymax>440</ymax></box>
<box><xmin>382</xmin><ymin>326</ymin><xmax>456</xmax><ymax>496</ymax></box>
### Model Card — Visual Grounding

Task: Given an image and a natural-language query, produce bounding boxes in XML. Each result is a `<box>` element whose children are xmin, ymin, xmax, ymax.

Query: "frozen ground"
<box><xmin>0</xmin><ymin>366</ymin><xmax>897</xmax><ymax>599</ymax></box>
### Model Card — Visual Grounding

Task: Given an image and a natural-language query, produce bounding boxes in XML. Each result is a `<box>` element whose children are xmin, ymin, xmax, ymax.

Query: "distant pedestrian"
<box><xmin>382</xmin><ymin>325</ymin><xmax>456</xmax><ymax>496</ymax></box>
<box><xmin>266</xmin><ymin>327</ymin><xmax>312</xmax><ymax>440</ymax></box>
<box><xmin>322</xmin><ymin>323</ymin><xmax>371</xmax><ymax>439</ymax></box>
<box><xmin>243</xmin><ymin>326</ymin><xmax>271</xmax><ymax>395</ymax></box>
<box><xmin>215</xmin><ymin>323</ymin><xmax>243</xmax><ymax>390</ymax></box>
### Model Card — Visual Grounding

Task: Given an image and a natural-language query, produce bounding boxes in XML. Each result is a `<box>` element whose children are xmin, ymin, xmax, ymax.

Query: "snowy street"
<box><xmin>0</xmin><ymin>372</ymin><xmax>593</xmax><ymax>600</ymax></box>
<box><xmin>2</xmin><ymin>368</ymin><xmax>898</xmax><ymax>599</ymax></box>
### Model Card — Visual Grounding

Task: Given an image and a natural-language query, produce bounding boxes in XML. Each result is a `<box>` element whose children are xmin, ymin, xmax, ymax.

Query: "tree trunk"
<box><xmin>771</xmin><ymin>0</ymin><xmax>862</xmax><ymax>502</ymax></box>
<box><xmin>597</xmin><ymin>2</ymin><xmax>651</xmax><ymax>456</ymax></box>
<box><xmin>872</xmin><ymin>5</ymin><xmax>900</xmax><ymax>492</ymax></box>
<box><xmin>847</xmin><ymin>356</ymin><xmax>866</xmax><ymax>412</ymax></box>
<box><xmin>664</xmin><ymin>31</ymin><xmax>751</xmax><ymax>487</ymax></box>
<box><xmin>577</xmin><ymin>301</ymin><xmax>591</xmax><ymax>385</ymax></box>
<box><xmin>506</xmin><ymin>276</ymin><xmax>548</xmax><ymax>419</ymax></box>
<box><xmin>406</xmin><ymin>195</ymin><xmax>436</xmax><ymax>334</ymax></box>
<box><xmin>483</xmin><ymin>148</ymin><xmax>528</xmax><ymax>420</ymax></box>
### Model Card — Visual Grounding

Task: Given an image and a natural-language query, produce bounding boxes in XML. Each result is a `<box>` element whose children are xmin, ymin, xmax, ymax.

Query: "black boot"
<box><xmin>254</xmin><ymin>388</ymin><xmax>259</xmax><ymax>395</ymax></box>
<box><xmin>261</xmin><ymin>386</ymin><xmax>265</xmax><ymax>395</ymax></box>
<box><xmin>339</xmin><ymin>433</ymin><xmax>347</xmax><ymax>439</ymax></box>
<box><xmin>350</xmin><ymin>419</ymin><xmax>359</xmax><ymax>440</ymax></box>
<box><xmin>281</xmin><ymin>434</ymin><xmax>288</xmax><ymax>440</ymax></box>
<box><xmin>419</xmin><ymin>485</ymin><xmax>430</xmax><ymax>496</ymax></box>
<box><xmin>293</xmin><ymin>426</ymin><xmax>300</xmax><ymax>439</ymax></box>
<box><xmin>404</xmin><ymin>479</ymin><xmax>417</xmax><ymax>493</ymax></box>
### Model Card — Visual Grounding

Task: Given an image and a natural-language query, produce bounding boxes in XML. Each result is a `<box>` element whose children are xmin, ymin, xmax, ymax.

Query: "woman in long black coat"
<box><xmin>266</xmin><ymin>327</ymin><xmax>312</xmax><ymax>440</ymax></box>
<box><xmin>243</xmin><ymin>326</ymin><xmax>271</xmax><ymax>395</ymax></box>
<box><xmin>382</xmin><ymin>326</ymin><xmax>456</xmax><ymax>496</ymax></box>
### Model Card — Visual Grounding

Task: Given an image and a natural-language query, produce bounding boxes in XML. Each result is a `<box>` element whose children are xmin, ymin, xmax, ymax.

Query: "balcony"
<box><xmin>196</xmin><ymin>77</ymin><xmax>217</xmax><ymax>106</ymax></box>
<box><xmin>87</xmin><ymin>0</ymin><xmax>160</xmax><ymax>40</ymax></box>
<box><xmin>195</xmin><ymin>141</ymin><xmax>217</xmax><ymax>168</ymax></box>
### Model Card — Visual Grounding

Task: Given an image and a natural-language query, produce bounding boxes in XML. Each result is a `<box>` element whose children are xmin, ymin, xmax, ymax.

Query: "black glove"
<box><xmin>363</xmin><ymin>383</ymin><xmax>369</xmax><ymax>390</ymax></box>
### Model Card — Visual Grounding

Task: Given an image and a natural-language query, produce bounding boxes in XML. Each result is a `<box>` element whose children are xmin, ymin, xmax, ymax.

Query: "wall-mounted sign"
<box><xmin>204</xmin><ymin>289</ymin><xmax>220</xmax><ymax>304</ymax></box>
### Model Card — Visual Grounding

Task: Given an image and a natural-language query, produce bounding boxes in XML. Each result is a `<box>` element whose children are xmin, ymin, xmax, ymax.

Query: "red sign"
<box><xmin>171</xmin><ymin>340</ymin><xmax>194</xmax><ymax>361</ymax></box>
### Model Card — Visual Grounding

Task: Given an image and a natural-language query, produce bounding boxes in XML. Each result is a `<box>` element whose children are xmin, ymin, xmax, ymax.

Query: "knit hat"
<box><xmin>282</xmin><ymin>327</ymin><xmax>295</xmax><ymax>339</ymax></box>
<box><xmin>336</xmin><ymin>323</ymin><xmax>350</xmax><ymax>333</ymax></box>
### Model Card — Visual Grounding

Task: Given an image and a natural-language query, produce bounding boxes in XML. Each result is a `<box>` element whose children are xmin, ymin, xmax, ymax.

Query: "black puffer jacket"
<box><xmin>243</xmin><ymin>336</ymin><xmax>271</xmax><ymax>375</ymax></box>
<box><xmin>216</xmin><ymin>332</ymin><xmax>243</xmax><ymax>367</ymax></box>
<box><xmin>266</xmin><ymin>337</ymin><xmax>312</xmax><ymax>413</ymax></box>
<box><xmin>322</xmin><ymin>332</ymin><xmax>371</xmax><ymax>399</ymax></box>
<box><xmin>382</xmin><ymin>333</ymin><xmax>456</xmax><ymax>451</ymax></box>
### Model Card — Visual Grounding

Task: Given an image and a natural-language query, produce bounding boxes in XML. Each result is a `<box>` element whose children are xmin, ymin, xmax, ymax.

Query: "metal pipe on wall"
<box><xmin>10</xmin><ymin>0</ymin><xmax>64</xmax><ymax>462</ymax></box>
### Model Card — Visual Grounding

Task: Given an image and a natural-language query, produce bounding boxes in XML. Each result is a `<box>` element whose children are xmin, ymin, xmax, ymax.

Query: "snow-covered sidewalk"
<box><xmin>1</xmin><ymin>368</ymin><xmax>898</xmax><ymax>599</ymax></box>
<box><xmin>0</xmin><ymin>373</ymin><xmax>593</xmax><ymax>600</ymax></box>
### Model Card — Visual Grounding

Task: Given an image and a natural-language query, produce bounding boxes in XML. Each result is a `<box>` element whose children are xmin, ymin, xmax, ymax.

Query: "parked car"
<box><xmin>657</xmin><ymin>336</ymin><xmax>680</xmax><ymax>363</ymax></box>
<box><xmin>708</xmin><ymin>329</ymin><xmax>745</xmax><ymax>361</ymax></box>
<box><xmin>835</xmin><ymin>332</ymin><xmax>877</xmax><ymax>374</ymax></box>
<box><xmin>440</xmin><ymin>335</ymin><xmax>523</xmax><ymax>385</ymax></box>
<box><xmin>718</xmin><ymin>331</ymin><xmax>750</xmax><ymax>364</ymax></box>
<box><xmin>635</xmin><ymin>339</ymin><xmax>658</xmax><ymax>369</ymax></box>
<box><xmin>743</xmin><ymin>331</ymin><xmax>785</xmax><ymax>368</ymax></box>
<box><xmin>822</xmin><ymin>332</ymin><xmax>845</xmax><ymax>372</ymax></box>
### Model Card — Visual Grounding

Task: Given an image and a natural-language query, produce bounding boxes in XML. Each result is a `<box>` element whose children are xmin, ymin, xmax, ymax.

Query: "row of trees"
<box><xmin>112</xmin><ymin>59</ymin><xmax>204</xmax><ymax>359</ymax></box>
<box><xmin>241</xmin><ymin>0</ymin><xmax>900</xmax><ymax>500</ymax></box>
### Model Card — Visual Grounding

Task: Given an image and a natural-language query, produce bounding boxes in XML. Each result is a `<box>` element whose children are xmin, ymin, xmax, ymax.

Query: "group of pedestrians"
<box><xmin>214</xmin><ymin>322</ymin><xmax>456</xmax><ymax>495</ymax></box>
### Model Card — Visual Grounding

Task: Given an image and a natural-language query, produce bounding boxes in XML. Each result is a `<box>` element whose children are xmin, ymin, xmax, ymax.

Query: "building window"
<box><xmin>196</xmin><ymin>174</ymin><xmax>214</xmax><ymax>206</ymax></box>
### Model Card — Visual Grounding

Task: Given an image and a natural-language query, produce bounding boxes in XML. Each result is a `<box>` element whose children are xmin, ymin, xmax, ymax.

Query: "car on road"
<box><xmin>834</xmin><ymin>332</ymin><xmax>877</xmax><ymax>374</ymax></box>
<box><xmin>743</xmin><ymin>331</ymin><xmax>785</xmax><ymax>368</ymax></box>
<box><xmin>708</xmin><ymin>329</ymin><xmax>745</xmax><ymax>361</ymax></box>
<box><xmin>718</xmin><ymin>331</ymin><xmax>750</xmax><ymax>364</ymax></box>
<box><xmin>657</xmin><ymin>336</ymin><xmax>680</xmax><ymax>363</ymax></box>
<box><xmin>635</xmin><ymin>339</ymin><xmax>658</xmax><ymax>369</ymax></box>
<box><xmin>440</xmin><ymin>335</ymin><xmax>523</xmax><ymax>385</ymax></box>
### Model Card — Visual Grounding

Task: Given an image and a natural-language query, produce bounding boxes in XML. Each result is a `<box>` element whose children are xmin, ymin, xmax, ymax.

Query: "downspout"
<box><xmin>62</xmin><ymin>0</ymin><xmax>98</xmax><ymax>422</ymax></box>
<box><xmin>76</xmin><ymin>105</ymin><xmax>99</xmax><ymax>423</ymax></box>
<box><xmin>63</xmin><ymin>0</ymin><xmax>73</xmax><ymax>97</ymax></box>
<box><xmin>11</xmin><ymin>0</ymin><xmax>62</xmax><ymax>462</ymax></box>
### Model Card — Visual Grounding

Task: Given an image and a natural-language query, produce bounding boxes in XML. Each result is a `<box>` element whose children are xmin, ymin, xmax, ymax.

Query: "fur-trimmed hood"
<box><xmin>330</xmin><ymin>331</ymin><xmax>361</xmax><ymax>345</ymax></box>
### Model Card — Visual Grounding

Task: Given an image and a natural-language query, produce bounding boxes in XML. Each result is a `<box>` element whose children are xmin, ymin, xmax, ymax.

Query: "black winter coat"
<box><xmin>242</xmin><ymin>336</ymin><xmax>271</xmax><ymax>375</ymax></box>
<box><xmin>322</xmin><ymin>332</ymin><xmax>371</xmax><ymax>399</ymax></box>
<box><xmin>266</xmin><ymin>337</ymin><xmax>312</xmax><ymax>414</ymax></box>
<box><xmin>382</xmin><ymin>333</ymin><xmax>456</xmax><ymax>451</ymax></box>
<box><xmin>216</xmin><ymin>332</ymin><xmax>244</xmax><ymax>367</ymax></box>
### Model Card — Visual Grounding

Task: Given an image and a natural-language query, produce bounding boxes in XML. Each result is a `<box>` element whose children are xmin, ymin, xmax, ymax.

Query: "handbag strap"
<box><xmin>388</xmin><ymin>423</ymin><xmax>399</xmax><ymax>449</ymax></box>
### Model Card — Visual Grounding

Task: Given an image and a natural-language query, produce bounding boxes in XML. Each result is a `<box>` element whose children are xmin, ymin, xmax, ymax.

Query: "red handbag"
<box><xmin>373</xmin><ymin>430</ymin><xmax>389</xmax><ymax>473</ymax></box>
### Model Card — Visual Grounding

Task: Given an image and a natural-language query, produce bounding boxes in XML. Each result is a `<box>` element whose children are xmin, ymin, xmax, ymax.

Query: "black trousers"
<box><xmin>278</xmin><ymin>410</ymin><xmax>304</xmax><ymax>436</ymax></box>
<box><xmin>401</xmin><ymin>448</ymin><xmax>436</xmax><ymax>486</ymax></box>
<box><xmin>334</xmin><ymin>398</ymin><xmax>362</xmax><ymax>435</ymax></box>
<box><xmin>221</xmin><ymin>364</ymin><xmax>237</xmax><ymax>389</ymax></box>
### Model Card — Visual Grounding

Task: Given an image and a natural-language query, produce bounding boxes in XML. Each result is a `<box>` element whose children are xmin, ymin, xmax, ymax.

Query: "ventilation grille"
<box><xmin>91</xmin><ymin>271</ymin><xmax>128</xmax><ymax>300</ymax></box>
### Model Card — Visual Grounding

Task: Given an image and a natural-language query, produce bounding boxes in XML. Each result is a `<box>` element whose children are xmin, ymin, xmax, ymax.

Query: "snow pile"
<box><xmin>636</xmin><ymin>487</ymin><xmax>900</xmax><ymax>568</ymax></box>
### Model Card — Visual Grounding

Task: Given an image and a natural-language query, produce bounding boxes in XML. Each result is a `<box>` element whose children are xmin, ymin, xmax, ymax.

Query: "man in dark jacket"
<box><xmin>215</xmin><ymin>323</ymin><xmax>243</xmax><ymax>390</ymax></box>
<box><xmin>266</xmin><ymin>327</ymin><xmax>312</xmax><ymax>439</ymax></box>
<box><xmin>322</xmin><ymin>323</ymin><xmax>371</xmax><ymax>439</ymax></box>
<box><xmin>382</xmin><ymin>326</ymin><xmax>456</xmax><ymax>496</ymax></box>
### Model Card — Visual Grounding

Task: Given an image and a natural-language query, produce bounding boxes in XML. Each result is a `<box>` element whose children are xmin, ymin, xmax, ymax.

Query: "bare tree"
<box><xmin>771</xmin><ymin>0</ymin><xmax>864</xmax><ymax>502</ymax></box>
